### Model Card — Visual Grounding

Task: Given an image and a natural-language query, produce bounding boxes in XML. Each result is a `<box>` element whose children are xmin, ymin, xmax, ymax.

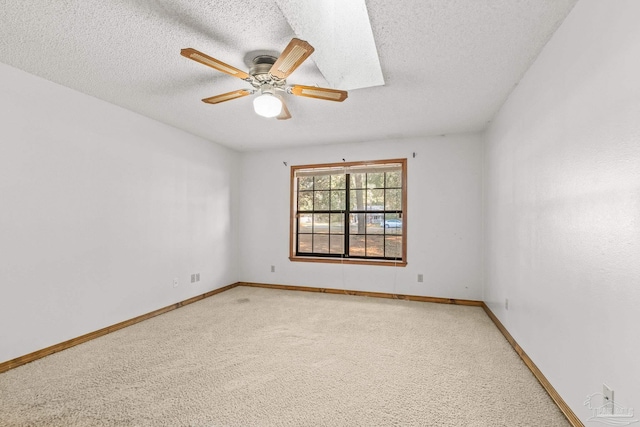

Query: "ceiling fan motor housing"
<box><xmin>249</xmin><ymin>55</ymin><xmax>286</xmax><ymax>91</ymax></box>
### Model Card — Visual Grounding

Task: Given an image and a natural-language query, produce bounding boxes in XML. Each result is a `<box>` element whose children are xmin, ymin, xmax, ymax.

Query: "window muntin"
<box><xmin>290</xmin><ymin>159</ymin><xmax>406</xmax><ymax>265</ymax></box>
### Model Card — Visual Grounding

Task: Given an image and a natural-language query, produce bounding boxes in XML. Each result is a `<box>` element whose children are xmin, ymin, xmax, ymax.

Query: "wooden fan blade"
<box><xmin>290</xmin><ymin>85</ymin><xmax>348</xmax><ymax>102</ymax></box>
<box><xmin>202</xmin><ymin>89</ymin><xmax>251</xmax><ymax>104</ymax></box>
<box><xmin>181</xmin><ymin>48</ymin><xmax>250</xmax><ymax>80</ymax></box>
<box><xmin>276</xmin><ymin>95</ymin><xmax>291</xmax><ymax>120</ymax></box>
<box><xmin>269</xmin><ymin>38</ymin><xmax>314</xmax><ymax>79</ymax></box>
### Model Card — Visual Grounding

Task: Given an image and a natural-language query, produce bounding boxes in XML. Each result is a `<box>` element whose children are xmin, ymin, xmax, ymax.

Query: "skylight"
<box><xmin>276</xmin><ymin>0</ymin><xmax>385</xmax><ymax>91</ymax></box>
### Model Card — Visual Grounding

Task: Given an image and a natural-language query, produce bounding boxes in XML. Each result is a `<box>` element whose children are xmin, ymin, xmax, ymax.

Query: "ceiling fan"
<box><xmin>180</xmin><ymin>38</ymin><xmax>348</xmax><ymax>120</ymax></box>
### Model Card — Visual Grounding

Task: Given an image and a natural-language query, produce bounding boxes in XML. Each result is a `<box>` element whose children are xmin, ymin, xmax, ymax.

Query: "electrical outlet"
<box><xmin>417</xmin><ymin>274</ymin><xmax>424</xmax><ymax>282</ymax></box>
<box><xmin>505</xmin><ymin>298</ymin><xmax>509</xmax><ymax>310</ymax></box>
<box><xmin>173</xmin><ymin>278</ymin><xmax>179</xmax><ymax>288</ymax></box>
<box><xmin>196</xmin><ymin>273</ymin><xmax>200</xmax><ymax>282</ymax></box>
<box><xmin>271</xmin><ymin>265</ymin><xmax>275</xmax><ymax>273</ymax></box>
<box><xmin>603</xmin><ymin>384</ymin><xmax>614</xmax><ymax>413</ymax></box>
<box><xmin>190</xmin><ymin>274</ymin><xmax>195</xmax><ymax>283</ymax></box>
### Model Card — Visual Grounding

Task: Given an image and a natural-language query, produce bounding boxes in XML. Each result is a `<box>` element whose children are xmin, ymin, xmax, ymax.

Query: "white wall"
<box><xmin>0</xmin><ymin>63</ymin><xmax>239</xmax><ymax>363</ymax></box>
<box><xmin>484</xmin><ymin>0</ymin><xmax>640</xmax><ymax>421</ymax></box>
<box><xmin>239</xmin><ymin>135</ymin><xmax>483</xmax><ymax>300</ymax></box>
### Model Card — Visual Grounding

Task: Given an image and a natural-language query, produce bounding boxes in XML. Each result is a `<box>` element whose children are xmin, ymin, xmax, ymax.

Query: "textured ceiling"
<box><xmin>0</xmin><ymin>0</ymin><xmax>577</xmax><ymax>151</ymax></box>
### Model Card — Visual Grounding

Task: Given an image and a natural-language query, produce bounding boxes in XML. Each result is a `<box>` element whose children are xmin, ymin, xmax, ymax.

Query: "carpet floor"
<box><xmin>0</xmin><ymin>286</ymin><xmax>570</xmax><ymax>426</ymax></box>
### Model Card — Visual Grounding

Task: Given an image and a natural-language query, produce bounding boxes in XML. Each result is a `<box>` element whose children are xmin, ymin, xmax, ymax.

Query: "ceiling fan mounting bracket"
<box><xmin>248</xmin><ymin>55</ymin><xmax>286</xmax><ymax>91</ymax></box>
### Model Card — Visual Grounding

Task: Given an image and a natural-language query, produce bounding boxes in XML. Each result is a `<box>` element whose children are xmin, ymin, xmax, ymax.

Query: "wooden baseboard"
<box><xmin>481</xmin><ymin>303</ymin><xmax>584</xmax><ymax>427</ymax></box>
<box><xmin>0</xmin><ymin>283</ymin><xmax>240</xmax><ymax>374</ymax></box>
<box><xmin>238</xmin><ymin>282</ymin><xmax>483</xmax><ymax>306</ymax></box>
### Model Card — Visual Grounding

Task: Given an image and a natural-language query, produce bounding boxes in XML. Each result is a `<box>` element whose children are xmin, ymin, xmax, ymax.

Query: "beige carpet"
<box><xmin>0</xmin><ymin>286</ymin><xmax>570</xmax><ymax>426</ymax></box>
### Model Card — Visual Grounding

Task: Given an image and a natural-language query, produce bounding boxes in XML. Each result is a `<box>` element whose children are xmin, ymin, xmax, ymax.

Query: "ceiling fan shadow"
<box><xmin>130</xmin><ymin>0</ymin><xmax>234</xmax><ymax>49</ymax></box>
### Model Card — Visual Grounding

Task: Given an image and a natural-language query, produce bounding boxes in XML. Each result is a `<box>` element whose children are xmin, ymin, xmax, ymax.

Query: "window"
<box><xmin>290</xmin><ymin>159</ymin><xmax>407</xmax><ymax>266</ymax></box>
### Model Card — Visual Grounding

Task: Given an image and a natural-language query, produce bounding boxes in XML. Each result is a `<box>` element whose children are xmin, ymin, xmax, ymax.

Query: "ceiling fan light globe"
<box><xmin>253</xmin><ymin>93</ymin><xmax>282</xmax><ymax>118</ymax></box>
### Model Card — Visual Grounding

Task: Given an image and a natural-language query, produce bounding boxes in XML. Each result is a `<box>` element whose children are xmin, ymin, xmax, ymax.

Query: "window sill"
<box><xmin>289</xmin><ymin>256</ymin><xmax>407</xmax><ymax>267</ymax></box>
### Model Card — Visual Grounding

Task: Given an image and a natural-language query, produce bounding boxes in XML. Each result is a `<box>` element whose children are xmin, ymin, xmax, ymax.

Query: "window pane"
<box><xmin>349</xmin><ymin>235</ymin><xmax>365</xmax><ymax>256</ymax></box>
<box><xmin>330</xmin><ymin>190</ymin><xmax>345</xmax><ymax>210</ymax></box>
<box><xmin>386</xmin><ymin>171</ymin><xmax>401</xmax><ymax>188</ymax></box>
<box><xmin>314</xmin><ymin>175</ymin><xmax>330</xmax><ymax>190</ymax></box>
<box><xmin>314</xmin><ymin>214</ymin><xmax>329</xmax><ymax>233</ymax></box>
<box><xmin>313</xmin><ymin>191</ymin><xmax>331</xmax><ymax>211</ymax></box>
<box><xmin>298</xmin><ymin>191</ymin><xmax>313</xmax><ymax>211</ymax></box>
<box><xmin>384</xmin><ymin>214</ymin><xmax>402</xmax><ymax>234</ymax></box>
<box><xmin>367</xmin><ymin>172</ymin><xmax>384</xmax><ymax>189</ymax></box>
<box><xmin>350</xmin><ymin>173</ymin><xmax>366</xmax><ymax>189</ymax></box>
<box><xmin>331</xmin><ymin>174</ymin><xmax>346</xmax><ymax>189</ymax></box>
<box><xmin>330</xmin><ymin>235</ymin><xmax>345</xmax><ymax>254</ymax></box>
<box><xmin>385</xmin><ymin>189</ymin><xmax>401</xmax><ymax>210</ymax></box>
<box><xmin>298</xmin><ymin>176</ymin><xmax>314</xmax><ymax>191</ymax></box>
<box><xmin>330</xmin><ymin>214</ymin><xmax>344</xmax><ymax>233</ymax></box>
<box><xmin>314</xmin><ymin>191</ymin><xmax>330</xmax><ymax>210</ymax></box>
<box><xmin>314</xmin><ymin>234</ymin><xmax>329</xmax><ymax>253</ymax></box>
<box><xmin>367</xmin><ymin>189</ymin><xmax>384</xmax><ymax>210</ymax></box>
<box><xmin>385</xmin><ymin>236</ymin><xmax>403</xmax><ymax>258</ymax></box>
<box><xmin>350</xmin><ymin>189</ymin><xmax>366</xmax><ymax>211</ymax></box>
<box><xmin>298</xmin><ymin>234</ymin><xmax>312</xmax><ymax>253</ymax></box>
<box><xmin>367</xmin><ymin>213</ymin><xmax>384</xmax><ymax>234</ymax></box>
<box><xmin>299</xmin><ymin>214</ymin><xmax>313</xmax><ymax>233</ymax></box>
<box><xmin>349</xmin><ymin>213</ymin><xmax>366</xmax><ymax>235</ymax></box>
<box><xmin>366</xmin><ymin>235</ymin><xmax>384</xmax><ymax>257</ymax></box>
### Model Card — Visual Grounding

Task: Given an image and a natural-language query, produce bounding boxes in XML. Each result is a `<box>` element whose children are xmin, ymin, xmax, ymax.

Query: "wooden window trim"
<box><xmin>289</xmin><ymin>158</ymin><xmax>407</xmax><ymax>266</ymax></box>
